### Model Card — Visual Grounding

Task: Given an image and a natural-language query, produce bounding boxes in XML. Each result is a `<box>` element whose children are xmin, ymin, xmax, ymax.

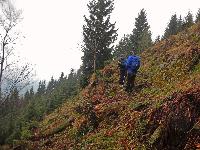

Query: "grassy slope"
<box><xmin>18</xmin><ymin>23</ymin><xmax>200</xmax><ymax>150</ymax></box>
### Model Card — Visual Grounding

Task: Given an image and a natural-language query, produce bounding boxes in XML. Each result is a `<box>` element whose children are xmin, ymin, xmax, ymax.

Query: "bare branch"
<box><xmin>0</xmin><ymin>0</ymin><xmax>31</xmax><ymax>101</ymax></box>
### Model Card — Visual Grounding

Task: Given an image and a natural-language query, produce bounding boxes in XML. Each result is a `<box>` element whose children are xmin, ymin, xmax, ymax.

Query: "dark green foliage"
<box><xmin>113</xmin><ymin>34</ymin><xmax>133</xmax><ymax>58</ymax></box>
<box><xmin>131</xmin><ymin>9</ymin><xmax>152</xmax><ymax>53</ymax></box>
<box><xmin>177</xmin><ymin>15</ymin><xmax>184</xmax><ymax>32</ymax></box>
<box><xmin>10</xmin><ymin>88</ymin><xmax>19</xmax><ymax>100</ymax></box>
<box><xmin>113</xmin><ymin>9</ymin><xmax>152</xmax><ymax>57</ymax></box>
<box><xmin>81</xmin><ymin>0</ymin><xmax>118</xmax><ymax>87</ymax></box>
<box><xmin>162</xmin><ymin>11</ymin><xmax>200</xmax><ymax>40</ymax></box>
<box><xmin>183</xmin><ymin>11</ymin><xmax>194</xmax><ymax>29</ymax></box>
<box><xmin>37</xmin><ymin>80</ymin><xmax>46</xmax><ymax>95</ymax></box>
<box><xmin>154</xmin><ymin>35</ymin><xmax>161</xmax><ymax>44</ymax></box>
<box><xmin>0</xmin><ymin>69</ymin><xmax>80</xmax><ymax>145</ymax></box>
<box><xmin>0</xmin><ymin>88</ymin><xmax>22</xmax><ymax>144</ymax></box>
<box><xmin>24</xmin><ymin>87</ymin><xmax>34</xmax><ymax>102</ymax></box>
<box><xmin>66</xmin><ymin>69</ymin><xmax>79</xmax><ymax>97</ymax></box>
<box><xmin>163</xmin><ymin>14</ymin><xmax>179</xmax><ymax>39</ymax></box>
<box><xmin>24</xmin><ymin>90</ymin><xmax>30</xmax><ymax>101</ymax></box>
<box><xmin>163</xmin><ymin>14</ymin><xmax>185</xmax><ymax>39</ymax></box>
<box><xmin>46</xmin><ymin>70</ymin><xmax>79</xmax><ymax>112</ymax></box>
<box><xmin>163</xmin><ymin>12</ymin><xmax>194</xmax><ymax>39</ymax></box>
<box><xmin>46</xmin><ymin>76</ymin><xmax>56</xmax><ymax>94</ymax></box>
<box><xmin>195</xmin><ymin>8</ymin><xmax>200</xmax><ymax>23</ymax></box>
<box><xmin>79</xmin><ymin>66</ymin><xmax>89</xmax><ymax>88</ymax></box>
<box><xmin>29</xmin><ymin>87</ymin><xmax>34</xmax><ymax>98</ymax></box>
<box><xmin>24</xmin><ymin>101</ymin><xmax>39</xmax><ymax>121</ymax></box>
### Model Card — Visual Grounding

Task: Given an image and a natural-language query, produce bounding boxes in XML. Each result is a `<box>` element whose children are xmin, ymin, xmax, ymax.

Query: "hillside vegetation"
<box><xmin>15</xmin><ymin>23</ymin><xmax>200</xmax><ymax>150</ymax></box>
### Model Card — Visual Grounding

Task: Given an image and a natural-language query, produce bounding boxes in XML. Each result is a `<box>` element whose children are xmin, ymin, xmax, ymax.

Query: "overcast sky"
<box><xmin>14</xmin><ymin>0</ymin><xmax>200</xmax><ymax>81</ymax></box>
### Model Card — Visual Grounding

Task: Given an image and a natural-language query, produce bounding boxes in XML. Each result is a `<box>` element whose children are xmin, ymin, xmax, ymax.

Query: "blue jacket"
<box><xmin>126</xmin><ymin>55</ymin><xmax>140</xmax><ymax>74</ymax></box>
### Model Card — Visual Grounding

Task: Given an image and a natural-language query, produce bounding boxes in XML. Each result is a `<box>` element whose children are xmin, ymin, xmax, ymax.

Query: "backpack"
<box><xmin>126</xmin><ymin>55</ymin><xmax>140</xmax><ymax>74</ymax></box>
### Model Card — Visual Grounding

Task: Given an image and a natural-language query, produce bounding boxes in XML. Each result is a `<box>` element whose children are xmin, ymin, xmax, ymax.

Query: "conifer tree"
<box><xmin>8</xmin><ymin>88</ymin><xmax>20</xmax><ymax>123</ymax></box>
<box><xmin>81</xmin><ymin>0</ymin><xmax>118</xmax><ymax>87</ymax></box>
<box><xmin>9</xmin><ymin>88</ymin><xmax>19</xmax><ymax>101</ymax></box>
<box><xmin>24</xmin><ymin>90</ymin><xmax>30</xmax><ymax>101</ymax></box>
<box><xmin>131</xmin><ymin>9</ymin><xmax>152</xmax><ymax>54</ymax></box>
<box><xmin>177</xmin><ymin>15</ymin><xmax>184</xmax><ymax>32</ymax></box>
<box><xmin>183</xmin><ymin>11</ymin><xmax>194</xmax><ymax>29</ymax></box>
<box><xmin>29</xmin><ymin>86</ymin><xmax>34</xmax><ymax>98</ymax></box>
<box><xmin>24</xmin><ymin>87</ymin><xmax>34</xmax><ymax>102</ymax></box>
<box><xmin>66</xmin><ymin>69</ymin><xmax>79</xmax><ymax>96</ymax></box>
<box><xmin>163</xmin><ymin>14</ymin><xmax>179</xmax><ymax>39</ymax></box>
<box><xmin>37</xmin><ymin>81</ymin><xmax>46</xmax><ymax>95</ymax></box>
<box><xmin>58</xmin><ymin>72</ymin><xmax>65</xmax><ymax>83</ymax></box>
<box><xmin>154</xmin><ymin>35</ymin><xmax>161</xmax><ymax>44</ymax></box>
<box><xmin>47</xmin><ymin>76</ymin><xmax>55</xmax><ymax>94</ymax></box>
<box><xmin>195</xmin><ymin>8</ymin><xmax>200</xmax><ymax>23</ymax></box>
<box><xmin>113</xmin><ymin>34</ymin><xmax>133</xmax><ymax>58</ymax></box>
<box><xmin>25</xmin><ymin>101</ymin><xmax>37</xmax><ymax>120</ymax></box>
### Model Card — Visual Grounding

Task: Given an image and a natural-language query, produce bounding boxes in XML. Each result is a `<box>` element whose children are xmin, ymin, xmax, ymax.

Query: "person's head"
<box><xmin>119</xmin><ymin>54</ymin><xmax>125</xmax><ymax>61</ymax></box>
<box><xmin>131</xmin><ymin>47</ymin><xmax>136</xmax><ymax>55</ymax></box>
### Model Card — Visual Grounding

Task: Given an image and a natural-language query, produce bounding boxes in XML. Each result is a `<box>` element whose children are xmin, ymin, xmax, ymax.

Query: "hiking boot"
<box><xmin>119</xmin><ymin>84</ymin><xmax>124</xmax><ymax>88</ymax></box>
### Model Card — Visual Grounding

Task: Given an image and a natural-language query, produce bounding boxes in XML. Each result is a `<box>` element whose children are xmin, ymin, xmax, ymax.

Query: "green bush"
<box><xmin>21</xmin><ymin>127</ymin><xmax>32</xmax><ymax>140</ymax></box>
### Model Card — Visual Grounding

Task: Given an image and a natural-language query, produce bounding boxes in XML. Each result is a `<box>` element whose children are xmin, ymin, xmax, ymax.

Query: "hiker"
<box><xmin>118</xmin><ymin>55</ymin><xmax>127</xmax><ymax>86</ymax></box>
<box><xmin>125</xmin><ymin>48</ymin><xmax>140</xmax><ymax>92</ymax></box>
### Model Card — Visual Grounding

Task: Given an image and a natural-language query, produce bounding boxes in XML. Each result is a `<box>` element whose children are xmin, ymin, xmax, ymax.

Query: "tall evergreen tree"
<box><xmin>195</xmin><ymin>8</ymin><xmax>200</xmax><ymax>23</ymax></box>
<box><xmin>113</xmin><ymin>34</ymin><xmax>133</xmax><ymax>58</ymax></box>
<box><xmin>29</xmin><ymin>86</ymin><xmax>34</xmax><ymax>98</ymax></box>
<box><xmin>10</xmin><ymin>88</ymin><xmax>19</xmax><ymax>101</ymax></box>
<box><xmin>183</xmin><ymin>11</ymin><xmax>194</xmax><ymax>29</ymax></box>
<box><xmin>58</xmin><ymin>72</ymin><xmax>65</xmax><ymax>83</ymax></box>
<box><xmin>154</xmin><ymin>35</ymin><xmax>161</xmax><ymax>44</ymax></box>
<box><xmin>37</xmin><ymin>81</ymin><xmax>46</xmax><ymax>95</ymax></box>
<box><xmin>81</xmin><ymin>0</ymin><xmax>118</xmax><ymax>87</ymax></box>
<box><xmin>66</xmin><ymin>69</ymin><xmax>79</xmax><ymax>97</ymax></box>
<box><xmin>24</xmin><ymin>90</ymin><xmax>30</xmax><ymax>101</ymax></box>
<box><xmin>163</xmin><ymin>14</ymin><xmax>179</xmax><ymax>39</ymax></box>
<box><xmin>46</xmin><ymin>76</ymin><xmax>56</xmax><ymax>94</ymax></box>
<box><xmin>177</xmin><ymin>15</ymin><xmax>184</xmax><ymax>32</ymax></box>
<box><xmin>131</xmin><ymin>9</ymin><xmax>152</xmax><ymax>54</ymax></box>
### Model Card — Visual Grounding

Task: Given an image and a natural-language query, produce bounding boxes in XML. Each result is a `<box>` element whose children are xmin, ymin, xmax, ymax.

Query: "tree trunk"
<box><xmin>0</xmin><ymin>42</ymin><xmax>6</xmax><ymax>99</ymax></box>
<box><xmin>93</xmin><ymin>39</ymin><xmax>97</xmax><ymax>73</ymax></box>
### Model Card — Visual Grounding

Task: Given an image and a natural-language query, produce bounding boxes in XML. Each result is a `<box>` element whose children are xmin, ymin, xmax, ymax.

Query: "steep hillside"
<box><xmin>15</xmin><ymin>23</ymin><xmax>200</xmax><ymax>150</ymax></box>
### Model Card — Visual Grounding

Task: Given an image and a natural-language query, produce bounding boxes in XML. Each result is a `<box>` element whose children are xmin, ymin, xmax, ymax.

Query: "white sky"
<box><xmin>13</xmin><ymin>0</ymin><xmax>200</xmax><ymax>80</ymax></box>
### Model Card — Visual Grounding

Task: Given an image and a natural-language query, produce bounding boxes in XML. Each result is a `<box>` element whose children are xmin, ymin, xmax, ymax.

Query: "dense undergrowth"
<box><xmin>12</xmin><ymin>23</ymin><xmax>200</xmax><ymax>150</ymax></box>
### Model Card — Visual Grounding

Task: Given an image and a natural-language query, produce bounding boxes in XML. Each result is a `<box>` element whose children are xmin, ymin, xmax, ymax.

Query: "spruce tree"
<box><xmin>37</xmin><ymin>81</ymin><xmax>46</xmax><ymax>95</ymax></box>
<box><xmin>10</xmin><ymin>88</ymin><xmax>19</xmax><ymax>101</ymax></box>
<box><xmin>131</xmin><ymin>9</ymin><xmax>152</xmax><ymax>54</ymax></box>
<box><xmin>59</xmin><ymin>72</ymin><xmax>65</xmax><ymax>83</ymax></box>
<box><xmin>29</xmin><ymin>86</ymin><xmax>34</xmax><ymax>98</ymax></box>
<box><xmin>177</xmin><ymin>15</ymin><xmax>184</xmax><ymax>32</ymax></box>
<box><xmin>183</xmin><ymin>11</ymin><xmax>194</xmax><ymax>29</ymax></box>
<box><xmin>24</xmin><ymin>90</ymin><xmax>30</xmax><ymax>101</ymax></box>
<box><xmin>66</xmin><ymin>69</ymin><xmax>78</xmax><ymax>97</ymax></box>
<box><xmin>81</xmin><ymin>0</ymin><xmax>118</xmax><ymax>87</ymax></box>
<box><xmin>163</xmin><ymin>14</ymin><xmax>179</xmax><ymax>39</ymax></box>
<box><xmin>113</xmin><ymin>34</ymin><xmax>133</xmax><ymax>58</ymax></box>
<box><xmin>154</xmin><ymin>35</ymin><xmax>161</xmax><ymax>44</ymax></box>
<box><xmin>46</xmin><ymin>76</ymin><xmax>55</xmax><ymax>94</ymax></box>
<box><xmin>195</xmin><ymin>8</ymin><xmax>200</xmax><ymax>23</ymax></box>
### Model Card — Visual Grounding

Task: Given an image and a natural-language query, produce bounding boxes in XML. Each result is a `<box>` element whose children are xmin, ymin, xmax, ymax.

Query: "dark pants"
<box><xmin>125</xmin><ymin>73</ymin><xmax>136</xmax><ymax>92</ymax></box>
<box><xmin>119</xmin><ymin>69</ymin><xmax>126</xmax><ymax>85</ymax></box>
